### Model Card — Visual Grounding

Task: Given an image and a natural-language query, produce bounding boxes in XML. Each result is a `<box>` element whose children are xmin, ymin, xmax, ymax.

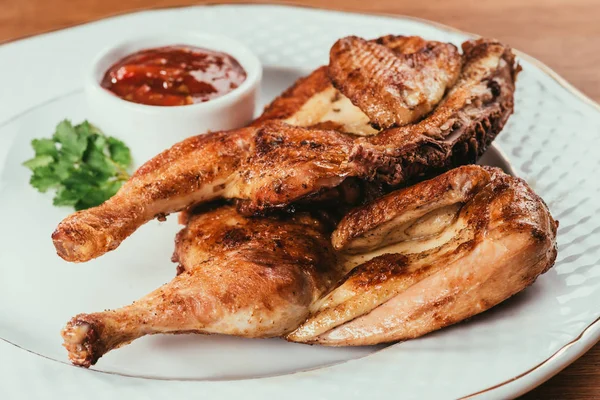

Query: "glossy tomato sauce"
<box><xmin>101</xmin><ymin>45</ymin><xmax>247</xmax><ymax>106</ymax></box>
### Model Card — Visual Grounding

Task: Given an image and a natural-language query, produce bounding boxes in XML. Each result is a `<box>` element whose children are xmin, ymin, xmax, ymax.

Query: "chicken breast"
<box><xmin>288</xmin><ymin>166</ymin><xmax>557</xmax><ymax>344</ymax></box>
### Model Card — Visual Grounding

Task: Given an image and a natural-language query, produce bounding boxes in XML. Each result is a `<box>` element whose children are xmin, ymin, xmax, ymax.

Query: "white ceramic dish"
<box><xmin>86</xmin><ymin>32</ymin><xmax>262</xmax><ymax>161</ymax></box>
<box><xmin>0</xmin><ymin>4</ymin><xmax>599</xmax><ymax>400</ymax></box>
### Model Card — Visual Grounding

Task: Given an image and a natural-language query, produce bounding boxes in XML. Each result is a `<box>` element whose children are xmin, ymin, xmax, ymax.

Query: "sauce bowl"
<box><xmin>85</xmin><ymin>32</ymin><xmax>262</xmax><ymax>164</ymax></box>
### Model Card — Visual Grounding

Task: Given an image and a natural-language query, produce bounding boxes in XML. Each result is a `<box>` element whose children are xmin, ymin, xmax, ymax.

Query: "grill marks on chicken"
<box><xmin>62</xmin><ymin>167</ymin><xmax>557</xmax><ymax>366</ymax></box>
<box><xmin>287</xmin><ymin>166</ymin><xmax>558</xmax><ymax>345</ymax></box>
<box><xmin>54</xmin><ymin>34</ymin><xmax>558</xmax><ymax>366</ymax></box>
<box><xmin>52</xmin><ymin>36</ymin><xmax>518</xmax><ymax>263</ymax></box>
<box><xmin>329</xmin><ymin>35</ymin><xmax>462</xmax><ymax>129</ymax></box>
<box><xmin>365</xmin><ymin>38</ymin><xmax>518</xmax><ymax>187</ymax></box>
<box><xmin>331</xmin><ymin>165</ymin><xmax>490</xmax><ymax>253</ymax></box>
<box><xmin>52</xmin><ymin>123</ymin><xmax>380</xmax><ymax>262</ymax></box>
<box><xmin>62</xmin><ymin>206</ymin><xmax>342</xmax><ymax>367</ymax></box>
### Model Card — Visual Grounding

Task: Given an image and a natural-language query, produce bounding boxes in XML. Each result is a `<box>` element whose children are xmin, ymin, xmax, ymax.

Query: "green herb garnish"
<box><xmin>23</xmin><ymin>120</ymin><xmax>132</xmax><ymax>210</ymax></box>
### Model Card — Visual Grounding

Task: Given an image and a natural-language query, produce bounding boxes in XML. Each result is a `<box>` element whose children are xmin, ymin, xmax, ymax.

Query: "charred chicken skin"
<box><xmin>327</xmin><ymin>35</ymin><xmax>462</xmax><ymax>129</ymax></box>
<box><xmin>62</xmin><ymin>206</ymin><xmax>343</xmax><ymax>367</ymax></box>
<box><xmin>288</xmin><ymin>166</ymin><xmax>557</xmax><ymax>344</ymax></box>
<box><xmin>62</xmin><ymin>166</ymin><xmax>557</xmax><ymax>366</ymax></box>
<box><xmin>53</xmin><ymin>36</ymin><xmax>519</xmax><ymax>262</ymax></box>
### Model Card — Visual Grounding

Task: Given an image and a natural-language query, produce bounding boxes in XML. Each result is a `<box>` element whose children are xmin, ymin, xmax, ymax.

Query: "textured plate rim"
<box><xmin>1</xmin><ymin>3</ymin><xmax>599</xmax><ymax>398</ymax></box>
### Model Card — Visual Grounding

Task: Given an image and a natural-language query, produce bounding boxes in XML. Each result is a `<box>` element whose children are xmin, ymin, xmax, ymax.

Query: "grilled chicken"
<box><xmin>61</xmin><ymin>166</ymin><xmax>557</xmax><ymax>366</ymax></box>
<box><xmin>62</xmin><ymin>205</ymin><xmax>342</xmax><ymax>367</ymax></box>
<box><xmin>328</xmin><ymin>35</ymin><xmax>462</xmax><ymax>129</ymax></box>
<box><xmin>287</xmin><ymin>166</ymin><xmax>557</xmax><ymax>345</ymax></box>
<box><xmin>53</xmin><ymin>36</ymin><xmax>518</xmax><ymax>262</ymax></box>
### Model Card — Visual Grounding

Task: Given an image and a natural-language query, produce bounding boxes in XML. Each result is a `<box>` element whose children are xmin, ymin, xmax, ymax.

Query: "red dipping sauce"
<box><xmin>101</xmin><ymin>45</ymin><xmax>247</xmax><ymax>106</ymax></box>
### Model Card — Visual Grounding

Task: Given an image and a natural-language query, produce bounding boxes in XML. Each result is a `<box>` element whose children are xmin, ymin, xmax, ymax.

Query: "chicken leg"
<box><xmin>62</xmin><ymin>205</ymin><xmax>342</xmax><ymax>367</ymax></box>
<box><xmin>62</xmin><ymin>166</ymin><xmax>556</xmax><ymax>365</ymax></box>
<box><xmin>53</xmin><ymin>36</ymin><xmax>518</xmax><ymax>263</ymax></box>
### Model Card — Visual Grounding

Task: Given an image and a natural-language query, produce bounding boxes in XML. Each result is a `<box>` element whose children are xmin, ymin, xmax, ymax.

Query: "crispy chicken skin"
<box><xmin>56</xmin><ymin>34</ymin><xmax>554</xmax><ymax>365</ymax></box>
<box><xmin>328</xmin><ymin>36</ymin><xmax>462</xmax><ymax>129</ymax></box>
<box><xmin>53</xmin><ymin>36</ymin><xmax>518</xmax><ymax>262</ymax></box>
<box><xmin>62</xmin><ymin>166</ymin><xmax>557</xmax><ymax>365</ymax></box>
<box><xmin>52</xmin><ymin>123</ymin><xmax>366</xmax><ymax>262</ymax></box>
<box><xmin>61</xmin><ymin>205</ymin><xmax>342</xmax><ymax>367</ymax></box>
<box><xmin>287</xmin><ymin>166</ymin><xmax>557</xmax><ymax>345</ymax></box>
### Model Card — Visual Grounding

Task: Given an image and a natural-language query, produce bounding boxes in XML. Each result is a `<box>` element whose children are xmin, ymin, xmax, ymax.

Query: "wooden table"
<box><xmin>1</xmin><ymin>0</ymin><xmax>598</xmax><ymax>398</ymax></box>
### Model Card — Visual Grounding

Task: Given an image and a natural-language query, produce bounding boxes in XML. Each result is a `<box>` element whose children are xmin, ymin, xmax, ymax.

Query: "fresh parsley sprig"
<box><xmin>23</xmin><ymin>120</ymin><xmax>132</xmax><ymax>210</ymax></box>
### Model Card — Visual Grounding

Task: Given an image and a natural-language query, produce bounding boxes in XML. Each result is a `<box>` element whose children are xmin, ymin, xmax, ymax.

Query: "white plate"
<box><xmin>1</xmin><ymin>4</ymin><xmax>599</xmax><ymax>399</ymax></box>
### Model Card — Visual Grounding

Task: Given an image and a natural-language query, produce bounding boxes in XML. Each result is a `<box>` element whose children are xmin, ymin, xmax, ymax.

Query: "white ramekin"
<box><xmin>85</xmin><ymin>32</ymin><xmax>262</xmax><ymax>164</ymax></box>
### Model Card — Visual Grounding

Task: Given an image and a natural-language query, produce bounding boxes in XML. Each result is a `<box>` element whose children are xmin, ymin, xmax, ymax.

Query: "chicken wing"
<box><xmin>287</xmin><ymin>166</ymin><xmax>557</xmax><ymax>345</ymax></box>
<box><xmin>328</xmin><ymin>35</ymin><xmax>462</xmax><ymax>129</ymax></box>
<box><xmin>53</xmin><ymin>36</ymin><xmax>518</xmax><ymax>262</ymax></box>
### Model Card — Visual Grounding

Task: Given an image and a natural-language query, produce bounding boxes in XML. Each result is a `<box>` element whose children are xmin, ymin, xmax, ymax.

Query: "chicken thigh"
<box><xmin>61</xmin><ymin>205</ymin><xmax>342</xmax><ymax>367</ymax></box>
